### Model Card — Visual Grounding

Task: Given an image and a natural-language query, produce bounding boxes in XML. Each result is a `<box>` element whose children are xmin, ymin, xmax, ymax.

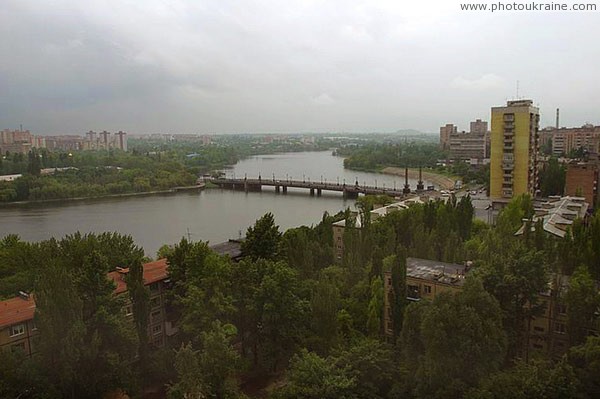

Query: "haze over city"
<box><xmin>1</xmin><ymin>0</ymin><xmax>599</xmax><ymax>134</ymax></box>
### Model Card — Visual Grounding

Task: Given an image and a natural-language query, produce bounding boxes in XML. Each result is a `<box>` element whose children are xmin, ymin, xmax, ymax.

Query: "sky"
<box><xmin>1</xmin><ymin>0</ymin><xmax>599</xmax><ymax>135</ymax></box>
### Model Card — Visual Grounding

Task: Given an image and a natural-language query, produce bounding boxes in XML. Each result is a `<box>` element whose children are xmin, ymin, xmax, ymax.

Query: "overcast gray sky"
<box><xmin>1</xmin><ymin>0</ymin><xmax>598</xmax><ymax>134</ymax></box>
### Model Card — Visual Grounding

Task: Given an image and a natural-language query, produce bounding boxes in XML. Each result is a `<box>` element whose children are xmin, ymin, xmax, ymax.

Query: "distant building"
<box><xmin>565</xmin><ymin>162</ymin><xmax>598</xmax><ymax>207</ymax></box>
<box><xmin>470</xmin><ymin>119</ymin><xmax>488</xmax><ymax>135</ymax></box>
<box><xmin>448</xmin><ymin>130</ymin><xmax>488</xmax><ymax>160</ymax></box>
<box><xmin>439</xmin><ymin>124</ymin><xmax>457</xmax><ymax>150</ymax></box>
<box><xmin>549</xmin><ymin>124</ymin><xmax>600</xmax><ymax>156</ymax></box>
<box><xmin>490</xmin><ymin>99</ymin><xmax>540</xmax><ymax>199</ymax></box>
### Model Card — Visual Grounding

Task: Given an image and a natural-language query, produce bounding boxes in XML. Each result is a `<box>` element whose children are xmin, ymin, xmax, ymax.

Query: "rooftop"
<box><xmin>108</xmin><ymin>259</ymin><xmax>169</xmax><ymax>294</ymax></box>
<box><xmin>0</xmin><ymin>295</ymin><xmax>36</xmax><ymax>329</ymax></box>
<box><xmin>516</xmin><ymin>196</ymin><xmax>589</xmax><ymax>238</ymax></box>
<box><xmin>210</xmin><ymin>239</ymin><xmax>243</xmax><ymax>260</ymax></box>
<box><xmin>406</xmin><ymin>257</ymin><xmax>469</xmax><ymax>287</ymax></box>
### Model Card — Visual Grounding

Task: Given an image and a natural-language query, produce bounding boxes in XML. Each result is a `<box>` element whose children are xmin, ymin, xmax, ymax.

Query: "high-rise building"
<box><xmin>490</xmin><ymin>99</ymin><xmax>540</xmax><ymax>199</ymax></box>
<box><xmin>439</xmin><ymin>123</ymin><xmax>457</xmax><ymax>150</ymax></box>
<box><xmin>470</xmin><ymin>119</ymin><xmax>488</xmax><ymax>135</ymax></box>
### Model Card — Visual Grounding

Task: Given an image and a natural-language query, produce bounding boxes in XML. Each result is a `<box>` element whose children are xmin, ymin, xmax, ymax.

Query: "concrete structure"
<box><xmin>448</xmin><ymin>131</ymin><xmax>488</xmax><ymax>160</ymax></box>
<box><xmin>516</xmin><ymin>196</ymin><xmax>589</xmax><ymax>238</ymax></box>
<box><xmin>470</xmin><ymin>119</ymin><xmax>488</xmax><ymax>135</ymax></box>
<box><xmin>439</xmin><ymin>124</ymin><xmax>457</xmax><ymax>150</ymax></box>
<box><xmin>210</xmin><ymin>176</ymin><xmax>415</xmax><ymax>198</ymax></box>
<box><xmin>383</xmin><ymin>257</ymin><xmax>469</xmax><ymax>335</ymax></box>
<box><xmin>565</xmin><ymin>162</ymin><xmax>599</xmax><ymax>207</ymax></box>
<box><xmin>550</xmin><ymin>124</ymin><xmax>600</xmax><ymax>157</ymax></box>
<box><xmin>490</xmin><ymin>99</ymin><xmax>540</xmax><ymax>199</ymax></box>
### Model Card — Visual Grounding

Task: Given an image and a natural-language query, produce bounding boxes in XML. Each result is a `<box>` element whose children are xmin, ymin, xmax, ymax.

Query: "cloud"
<box><xmin>311</xmin><ymin>93</ymin><xmax>335</xmax><ymax>106</ymax></box>
<box><xmin>450</xmin><ymin>74</ymin><xmax>506</xmax><ymax>91</ymax></box>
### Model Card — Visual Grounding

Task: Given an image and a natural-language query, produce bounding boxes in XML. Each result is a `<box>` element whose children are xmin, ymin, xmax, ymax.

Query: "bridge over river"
<box><xmin>209</xmin><ymin>175</ymin><xmax>427</xmax><ymax>198</ymax></box>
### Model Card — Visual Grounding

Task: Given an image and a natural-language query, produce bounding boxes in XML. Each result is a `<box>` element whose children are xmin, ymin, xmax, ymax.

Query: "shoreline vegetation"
<box><xmin>0</xmin><ymin>184</ymin><xmax>204</xmax><ymax>207</ymax></box>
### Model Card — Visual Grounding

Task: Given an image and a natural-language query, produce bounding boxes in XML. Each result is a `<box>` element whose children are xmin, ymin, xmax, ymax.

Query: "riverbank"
<box><xmin>0</xmin><ymin>184</ymin><xmax>204</xmax><ymax>208</ymax></box>
<box><xmin>381</xmin><ymin>167</ymin><xmax>457</xmax><ymax>190</ymax></box>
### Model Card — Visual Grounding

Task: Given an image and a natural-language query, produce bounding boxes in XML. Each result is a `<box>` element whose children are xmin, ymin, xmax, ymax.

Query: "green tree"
<box><xmin>125</xmin><ymin>255</ymin><xmax>150</xmax><ymax>381</ymax></box>
<box><xmin>391</xmin><ymin>248</ymin><xmax>407</xmax><ymax>338</ymax></box>
<box><xmin>415</xmin><ymin>278</ymin><xmax>507</xmax><ymax>398</ymax></box>
<box><xmin>466</xmin><ymin>359</ymin><xmax>579</xmax><ymax>399</ymax></box>
<box><xmin>274</xmin><ymin>350</ymin><xmax>356</xmax><ymax>399</ymax></box>
<box><xmin>242</xmin><ymin>212</ymin><xmax>282</xmax><ymax>261</ymax></box>
<box><xmin>564</xmin><ymin>266</ymin><xmax>600</xmax><ymax>346</ymax></box>
<box><xmin>366</xmin><ymin>276</ymin><xmax>383</xmax><ymax>336</ymax></box>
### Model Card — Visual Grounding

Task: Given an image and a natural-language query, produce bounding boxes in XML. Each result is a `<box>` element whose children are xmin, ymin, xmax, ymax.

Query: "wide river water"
<box><xmin>0</xmin><ymin>151</ymin><xmax>430</xmax><ymax>256</ymax></box>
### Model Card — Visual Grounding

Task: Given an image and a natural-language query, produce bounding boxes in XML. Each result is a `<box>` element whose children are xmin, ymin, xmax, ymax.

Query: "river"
<box><xmin>0</xmin><ymin>151</ymin><xmax>431</xmax><ymax>256</ymax></box>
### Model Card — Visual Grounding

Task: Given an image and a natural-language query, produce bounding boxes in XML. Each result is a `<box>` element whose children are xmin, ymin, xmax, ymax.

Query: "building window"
<box><xmin>125</xmin><ymin>305</ymin><xmax>133</xmax><ymax>316</ymax></box>
<box><xmin>423</xmin><ymin>285</ymin><xmax>432</xmax><ymax>294</ymax></box>
<box><xmin>9</xmin><ymin>324</ymin><xmax>25</xmax><ymax>337</ymax></box>
<box><xmin>151</xmin><ymin>297</ymin><xmax>161</xmax><ymax>309</ymax></box>
<box><xmin>556</xmin><ymin>304</ymin><xmax>567</xmax><ymax>315</ymax></box>
<box><xmin>554</xmin><ymin>322</ymin><xmax>566</xmax><ymax>334</ymax></box>
<box><xmin>534</xmin><ymin>326</ymin><xmax>545</xmax><ymax>333</ymax></box>
<box><xmin>152</xmin><ymin>324</ymin><xmax>162</xmax><ymax>335</ymax></box>
<box><xmin>149</xmin><ymin>282</ymin><xmax>160</xmax><ymax>292</ymax></box>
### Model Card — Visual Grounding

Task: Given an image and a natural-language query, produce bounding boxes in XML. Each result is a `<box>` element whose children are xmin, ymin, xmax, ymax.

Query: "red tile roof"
<box><xmin>0</xmin><ymin>259</ymin><xmax>169</xmax><ymax>329</ymax></box>
<box><xmin>0</xmin><ymin>295</ymin><xmax>36</xmax><ymax>329</ymax></box>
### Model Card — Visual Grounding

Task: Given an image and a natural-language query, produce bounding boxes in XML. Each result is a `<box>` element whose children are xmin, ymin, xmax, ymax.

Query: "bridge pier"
<box><xmin>343</xmin><ymin>190</ymin><xmax>358</xmax><ymax>199</ymax></box>
<box><xmin>317</xmin><ymin>188</ymin><xmax>322</xmax><ymax>197</ymax></box>
<box><xmin>275</xmin><ymin>185</ymin><xmax>280</xmax><ymax>193</ymax></box>
<box><xmin>282</xmin><ymin>186</ymin><xmax>287</xmax><ymax>194</ymax></box>
<box><xmin>310</xmin><ymin>188</ymin><xmax>315</xmax><ymax>196</ymax></box>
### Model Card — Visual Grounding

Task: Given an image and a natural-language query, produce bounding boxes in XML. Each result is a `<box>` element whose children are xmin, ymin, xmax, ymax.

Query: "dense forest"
<box><xmin>1</xmin><ymin>193</ymin><xmax>599</xmax><ymax>398</ymax></box>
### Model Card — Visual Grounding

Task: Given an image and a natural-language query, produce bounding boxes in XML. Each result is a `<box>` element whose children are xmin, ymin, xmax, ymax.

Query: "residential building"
<box><xmin>448</xmin><ymin>130</ymin><xmax>488</xmax><ymax>160</ymax></box>
<box><xmin>439</xmin><ymin>124</ymin><xmax>457</xmax><ymax>150</ymax></box>
<box><xmin>470</xmin><ymin>119</ymin><xmax>488</xmax><ymax>135</ymax></box>
<box><xmin>565</xmin><ymin>162</ymin><xmax>599</xmax><ymax>207</ymax></box>
<box><xmin>490</xmin><ymin>99</ymin><xmax>540</xmax><ymax>199</ymax></box>
<box><xmin>332</xmin><ymin>215</ymin><xmax>362</xmax><ymax>261</ymax></box>
<box><xmin>0</xmin><ymin>293</ymin><xmax>38</xmax><ymax>355</ymax></box>
<box><xmin>549</xmin><ymin>124</ymin><xmax>600</xmax><ymax>156</ymax></box>
<box><xmin>383</xmin><ymin>257</ymin><xmax>469</xmax><ymax>335</ymax></box>
<box><xmin>0</xmin><ymin>240</ymin><xmax>244</xmax><ymax>355</ymax></box>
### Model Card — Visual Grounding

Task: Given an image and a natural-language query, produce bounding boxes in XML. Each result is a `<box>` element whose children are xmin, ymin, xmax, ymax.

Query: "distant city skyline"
<box><xmin>1</xmin><ymin>1</ymin><xmax>599</xmax><ymax>134</ymax></box>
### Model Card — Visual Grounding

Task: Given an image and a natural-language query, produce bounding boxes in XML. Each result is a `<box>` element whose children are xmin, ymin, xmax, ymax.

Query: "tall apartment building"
<box><xmin>550</xmin><ymin>124</ymin><xmax>600</xmax><ymax>156</ymax></box>
<box><xmin>490</xmin><ymin>100</ymin><xmax>540</xmax><ymax>199</ymax></box>
<box><xmin>470</xmin><ymin>119</ymin><xmax>488</xmax><ymax>135</ymax></box>
<box><xmin>439</xmin><ymin>124</ymin><xmax>457</xmax><ymax>150</ymax></box>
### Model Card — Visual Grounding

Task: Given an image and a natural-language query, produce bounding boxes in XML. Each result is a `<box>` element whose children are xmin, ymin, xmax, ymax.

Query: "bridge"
<box><xmin>209</xmin><ymin>175</ymin><xmax>423</xmax><ymax>199</ymax></box>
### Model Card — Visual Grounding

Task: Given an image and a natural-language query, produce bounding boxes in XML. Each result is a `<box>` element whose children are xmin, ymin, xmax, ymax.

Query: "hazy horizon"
<box><xmin>2</xmin><ymin>1</ymin><xmax>599</xmax><ymax>135</ymax></box>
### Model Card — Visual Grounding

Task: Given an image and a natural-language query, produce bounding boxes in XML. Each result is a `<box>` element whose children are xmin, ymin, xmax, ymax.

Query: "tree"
<box><xmin>415</xmin><ymin>278</ymin><xmax>507</xmax><ymax>398</ymax></box>
<box><xmin>539</xmin><ymin>157</ymin><xmax>566</xmax><ymax>197</ymax></box>
<box><xmin>125</xmin><ymin>256</ymin><xmax>150</xmax><ymax>380</ymax></box>
<box><xmin>242</xmin><ymin>212</ymin><xmax>282</xmax><ymax>261</ymax></box>
<box><xmin>564</xmin><ymin>266</ymin><xmax>600</xmax><ymax>346</ymax></box>
<box><xmin>366</xmin><ymin>276</ymin><xmax>383</xmax><ymax>337</ymax></box>
<box><xmin>168</xmin><ymin>343</ymin><xmax>206</xmax><ymax>399</ymax></box>
<box><xmin>274</xmin><ymin>350</ymin><xmax>356</xmax><ymax>399</ymax></box>
<box><xmin>334</xmin><ymin>338</ymin><xmax>404</xmax><ymax>399</ymax></box>
<box><xmin>391</xmin><ymin>248</ymin><xmax>407</xmax><ymax>338</ymax></box>
<box><xmin>33</xmin><ymin>235</ymin><xmax>138</xmax><ymax>398</ymax></box>
<box><xmin>465</xmin><ymin>359</ymin><xmax>578</xmax><ymax>399</ymax></box>
<box><xmin>568</xmin><ymin>336</ymin><xmax>600</xmax><ymax>397</ymax></box>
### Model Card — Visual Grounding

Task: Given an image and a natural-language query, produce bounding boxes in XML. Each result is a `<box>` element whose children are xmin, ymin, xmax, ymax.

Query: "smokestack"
<box><xmin>556</xmin><ymin>108</ymin><xmax>560</xmax><ymax>129</ymax></box>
